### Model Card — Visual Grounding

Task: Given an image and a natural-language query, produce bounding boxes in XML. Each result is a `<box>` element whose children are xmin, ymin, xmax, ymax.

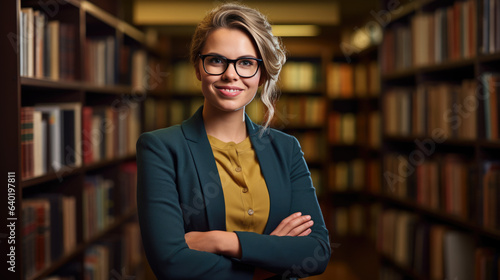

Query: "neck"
<box><xmin>202</xmin><ymin>105</ymin><xmax>248</xmax><ymax>143</ymax></box>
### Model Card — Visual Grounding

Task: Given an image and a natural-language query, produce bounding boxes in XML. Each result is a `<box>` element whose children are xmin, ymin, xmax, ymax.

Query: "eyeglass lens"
<box><xmin>203</xmin><ymin>55</ymin><xmax>259</xmax><ymax>77</ymax></box>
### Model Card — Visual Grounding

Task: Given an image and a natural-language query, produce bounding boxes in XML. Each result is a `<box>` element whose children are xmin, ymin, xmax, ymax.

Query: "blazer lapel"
<box><xmin>181</xmin><ymin>107</ymin><xmax>226</xmax><ymax>230</ymax></box>
<box><xmin>246</xmin><ymin>116</ymin><xmax>288</xmax><ymax>234</ymax></box>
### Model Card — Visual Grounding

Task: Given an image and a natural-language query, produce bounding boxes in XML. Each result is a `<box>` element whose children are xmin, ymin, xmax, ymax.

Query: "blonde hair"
<box><xmin>190</xmin><ymin>2</ymin><xmax>286</xmax><ymax>130</ymax></box>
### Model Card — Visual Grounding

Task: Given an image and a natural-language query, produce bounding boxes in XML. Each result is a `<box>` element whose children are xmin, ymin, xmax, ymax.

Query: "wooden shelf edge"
<box><xmin>381</xmin><ymin>57</ymin><xmax>476</xmax><ymax>81</ymax></box>
<box><xmin>382</xmin><ymin>135</ymin><xmax>478</xmax><ymax>147</ymax></box>
<box><xmin>83</xmin><ymin>154</ymin><xmax>136</xmax><ymax>172</ymax></box>
<box><xmin>21</xmin><ymin>155</ymin><xmax>136</xmax><ymax>188</ymax></box>
<box><xmin>27</xmin><ymin>208</ymin><xmax>137</xmax><ymax>280</ymax></box>
<box><xmin>21</xmin><ymin>165</ymin><xmax>83</xmax><ymax>188</ymax></box>
<box><xmin>20</xmin><ymin>77</ymin><xmax>137</xmax><ymax>94</ymax></box>
<box><xmin>21</xmin><ymin>77</ymin><xmax>82</xmax><ymax>90</ymax></box>
<box><xmin>81</xmin><ymin>1</ymin><xmax>145</xmax><ymax>44</ymax></box>
<box><xmin>478</xmin><ymin>51</ymin><xmax>500</xmax><ymax>63</ymax></box>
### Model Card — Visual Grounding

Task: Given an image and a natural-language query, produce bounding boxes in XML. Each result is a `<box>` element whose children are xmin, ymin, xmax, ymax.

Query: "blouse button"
<box><xmin>242</xmin><ymin>188</ymin><xmax>248</xmax><ymax>193</ymax></box>
<box><xmin>235</xmin><ymin>166</ymin><xmax>242</xmax><ymax>172</ymax></box>
<box><xmin>247</xmin><ymin>208</ymin><xmax>254</xmax><ymax>215</ymax></box>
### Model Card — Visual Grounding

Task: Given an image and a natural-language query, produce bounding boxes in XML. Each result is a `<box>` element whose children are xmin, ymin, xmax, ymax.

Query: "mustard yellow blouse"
<box><xmin>207</xmin><ymin>135</ymin><xmax>270</xmax><ymax>234</ymax></box>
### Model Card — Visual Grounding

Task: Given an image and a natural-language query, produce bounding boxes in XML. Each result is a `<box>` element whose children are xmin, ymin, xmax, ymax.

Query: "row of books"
<box><xmin>20</xmin><ymin>102</ymin><xmax>141</xmax><ymax>179</ymax></box>
<box><xmin>144</xmin><ymin>98</ymin><xmax>168</xmax><ymax>132</ymax></box>
<box><xmin>280</xmin><ymin>61</ymin><xmax>322</xmax><ymax>92</ymax></box>
<box><xmin>171</xmin><ymin>61</ymin><xmax>201</xmax><ymax>93</ymax></box>
<box><xmin>22</xmin><ymin>195</ymin><xmax>77</xmax><ymax>279</ymax></box>
<box><xmin>164</xmin><ymin>98</ymin><xmax>205</xmax><ymax>127</ymax></box>
<box><xmin>383</xmin><ymin>152</ymin><xmax>500</xmax><ymax>230</ymax></box>
<box><xmin>383</xmin><ymin>153</ymin><xmax>473</xmax><ymax>220</ymax></box>
<box><xmin>331</xmin><ymin>203</ymin><xmax>381</xmax><ymax>241</ymax></box>
<box><xmin>383</xmin><ymin>80</ymin><xmax>478</xmax><ymax>140</ymax></box>
<box><xmin>483</xmin><ymin>73</ymin><xmax>500</xmax><ymax>140</ymax></box>
<box><xmin>273</xmin><ymin>96</ymin><xmax>326</xmax><ymax>127</ymax></box>
<box><xmin>246</xmin><ymin>97</ymin><xmax>266</xmax><ymax>125</ymax></box>
<box><xmin>309</xmin><ymin>168</ymin><xmax>324</xmax><ymax>197</ymax></box>
<box><xmin>294</xmin><ymin>132</ymin><xmax>326</xmax><ymax>163</ymax></box>
<box><xmin>82</xmin><ymin>104</ymin><xmax>141</xmax><ymax>164</ymax></box>
<box><xmin>381</xmin><ymin>0</ymin><xmax>477</xmax><ymax>73</ymax></box>
<box><xmin>411</xmin><ymin>0</ymin><xmax>477</xmax><ymax>67</ymax></box>
<box><xmin>84</xmin><ymin>223</ymin><xmax>142</xmax><ymax>280</ymax></box>
<box><xmin>481</xmin><ymin>0</ymin><xmax>500</xmax><ymax>54</ymax></box>
<box><xmin>482</xmin><ymin>161</ymin><xmax>500</xmax><ymax>229</ymax></box>
<box><xmin>328</xmin><ymin>111</ymin><xmax>380</xmax><ymax>147</ymax></box>
<box><xmin>328</xmin><ymin>159</ymin><xmax>381</xmax><ymax>193</ymax></box>
<box><xmin>21</xmin><ymin>103</ymin><xmax>82</xmax><ymax>180</ymax></box>
<box><xmin>84</xmin><ymin>37</ymin><xmax>148</xmax><ymax>90</ymax></box>
<box><xmin>377</xmin><ymin>209</ymin><xmax>500</xmax><ymax>280</ymax></box>
<box><xmin>83</xmin><ymin>175</ymin><xmax>115</xmax><ymax>241</ymax></box>
<box><xmin>19</xmin><ymin>8</ymin><xmax>76</xmax><ymax>80</ymax></box>
<box><xmin>117</xmin><ymin>162</ymin><xmax>138</xmax><ymax>215</ymax></box>
<box><xmin>326</xmin><ymin>61</ymin><xmax>380</xmax><ymax>98</ymax></box>
<box><xmin>82</xmin><ymin>163</ymin><xmax>138</xmax><ymax>241</ymax></box>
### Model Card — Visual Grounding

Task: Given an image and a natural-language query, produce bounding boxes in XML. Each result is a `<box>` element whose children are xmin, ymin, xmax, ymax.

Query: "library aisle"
<box><xmin>1</xmin><ymin>0</ymin><xmax>500</xmax><ymax>279</ymax></box>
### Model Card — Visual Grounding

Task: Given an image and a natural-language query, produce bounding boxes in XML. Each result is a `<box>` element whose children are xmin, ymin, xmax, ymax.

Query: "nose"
<box><xmin>221</xmin><ymin>62</ymin><xmax>239</xmax><ymax>81</ymax></box>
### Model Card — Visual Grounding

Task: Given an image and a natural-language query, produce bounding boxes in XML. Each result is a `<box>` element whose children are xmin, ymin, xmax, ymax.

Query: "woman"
<box><xmin>136</xmin><ymin>3</ymin><xmax>331</xmax><ymax>279</ymax></box>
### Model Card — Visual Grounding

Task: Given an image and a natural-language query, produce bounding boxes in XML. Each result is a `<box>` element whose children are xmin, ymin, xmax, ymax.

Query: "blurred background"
<box><xmin>6</xmin><ymin>0</ymin><xmax>500</xmax><ymax>279</ymax></box>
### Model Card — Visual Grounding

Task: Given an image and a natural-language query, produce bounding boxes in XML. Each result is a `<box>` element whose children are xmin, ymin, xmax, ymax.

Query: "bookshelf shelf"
<box><xmin>21</xmin><ymin>166</ymin><xmax>82</xmax><ymax>188</ymax></box>
<box><xmin>379</xmin><ymin>0</ymin><xmax>500</xmax><ymax>278</ymax></box>
<box><xmin>81</xmin><ymin>1</ymin><xmax>145</xmax><ymax>44</ymax></box>
<box><xmin>21</xmin><ymin>77</ymin><xmax>83</xmax><ymax>90</ymax></box>
<box><xmin>418</xmin><ymin>58</ymin><xmax>475</xmax><ymax>73</ymax></box>
<box><xmin>478</xmin><ymin>51</ymin><xmax>500</xmax><ymax>63</ymax></box>
<box><xmin>281</xmin><ymin>90</ymin><xmax>325</xmax><ymax>96</ymax></box>
<box><xmin>2</xmin><ymin>0</ymin><xmax>158</xmax><ymax>279</ymax></box>
<box><xmin>83</xmin><ymin>154</ymin><xmax>136</xmax><ymax>172</ymax></box>
<box><xmin>383</xmin><ymin>136</ymin><xmax>479</xmax><ymax>148</ymax></box>
<box><xmin>381</xmin><ymin>68</ymin><xmax>417</xmax><ymax>81</ymax></box>
<box><xmin>84</xmin><ymin>83</ymin><xmax>136</xmax><ymax>94</ymax></box>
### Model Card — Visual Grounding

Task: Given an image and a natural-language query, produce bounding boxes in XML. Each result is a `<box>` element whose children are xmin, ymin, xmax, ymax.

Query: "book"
<box><xmin>443</xmin><ymin>230</ymin><xmax>475</xmax><ymax>280</ymax></box>
<box><xmin>21</xmin><ymin>107</ymin><xmax>34</xmax><ymax>179</ymax></box>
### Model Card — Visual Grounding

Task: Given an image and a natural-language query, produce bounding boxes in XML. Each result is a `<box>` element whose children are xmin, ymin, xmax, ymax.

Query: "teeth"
<box><xmin>224</xmin><ymin>89</ymin><xmax>240</xmax><ymax>92</ymax></box>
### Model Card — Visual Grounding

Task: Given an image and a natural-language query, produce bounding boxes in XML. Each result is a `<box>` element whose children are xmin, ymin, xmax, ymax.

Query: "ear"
<box><xmin>195</xmin><ymin>65</ymin><xmax>202</xmax><ymax>81</ymax></box>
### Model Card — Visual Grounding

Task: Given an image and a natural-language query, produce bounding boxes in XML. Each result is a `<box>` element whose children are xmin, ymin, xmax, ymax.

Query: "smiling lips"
<box><xmin>215</xmin><ymin>86</ymin><xmax>244</xmax><ymax>97</ymax></box>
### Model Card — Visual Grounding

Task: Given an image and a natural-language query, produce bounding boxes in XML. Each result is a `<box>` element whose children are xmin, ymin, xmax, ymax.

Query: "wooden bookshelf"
<box><xmin>378</xmin><ymin>0</ymin><xmax>500</xmax><ymax>279</ymax></box>
<box><xmin>0</xmin><ymin>1</ymin><xmax>167</xmax><ymax>279</ymax></box>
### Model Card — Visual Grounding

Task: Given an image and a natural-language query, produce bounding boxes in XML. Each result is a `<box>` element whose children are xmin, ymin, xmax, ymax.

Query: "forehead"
<box><xmin>202</xmin><ymin>28</ymin><xmax>258</xmax><ymax>58</ymax></box>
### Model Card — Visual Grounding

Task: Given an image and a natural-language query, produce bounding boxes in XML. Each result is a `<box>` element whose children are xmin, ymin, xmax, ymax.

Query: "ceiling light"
<box><xmin>272</xmin><ymin>25</ymin><xmax>321</xmax><ymax>37</ymax></box>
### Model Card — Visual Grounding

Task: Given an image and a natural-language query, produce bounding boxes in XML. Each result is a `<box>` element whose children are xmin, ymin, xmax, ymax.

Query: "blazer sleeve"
<box><xmin>234</xmin><ymin>136</ymin><xmax>331</xmax><ymax>278</ymax></box>
<box><xmin>136</xmin><ymin>132</ymin><xmax>254</xmax><ymax>280</ymax></box>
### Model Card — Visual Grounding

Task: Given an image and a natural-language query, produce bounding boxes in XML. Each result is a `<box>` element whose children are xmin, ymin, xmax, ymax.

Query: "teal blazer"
<box><xmin>136</xmin><ymin>106</ymin><xmax>330</xmax><ymax>279</ymax></box>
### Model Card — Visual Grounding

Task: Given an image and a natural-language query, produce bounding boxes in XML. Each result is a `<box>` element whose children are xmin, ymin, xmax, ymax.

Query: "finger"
<box><xmin>280</xmin><ymin>215</ymin><xmax>312</xmax><ymax>235</ymax></box>
<box><xmin>287</xmin><ymin>219</ymin><xmax>314</xmax><ymax>236</ymax></box>
<box><xmin>297</xmin><ymin>228</ymin><xmax>312</xmax><ymax>237</ymax></box>
<box><xmin>271</xmin><ymin>212</ymin><xmax>302</xmax><ymax>235</ymax></box>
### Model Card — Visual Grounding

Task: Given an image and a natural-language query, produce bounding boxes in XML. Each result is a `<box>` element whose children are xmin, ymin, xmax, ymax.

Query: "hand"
<box><xmin>270</xmin><ymin>212</ymin><xmax>313</xmax><ymax>237</ymax></box>
<box><xmin>184</xmin><ymin>231</ymin><xmax>241</xmax><ymax>258</ymax></box>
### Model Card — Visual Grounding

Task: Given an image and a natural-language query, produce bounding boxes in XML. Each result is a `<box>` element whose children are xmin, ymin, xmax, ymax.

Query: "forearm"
<box><xmin>235</xmin><ymin>231</ymin><xmax>330</xmax><ymax>277</ymax></box>
<box><xmin>185</xmin><ymin>230</ymin><xmax>242</xmax><ymax>258</ymax></box>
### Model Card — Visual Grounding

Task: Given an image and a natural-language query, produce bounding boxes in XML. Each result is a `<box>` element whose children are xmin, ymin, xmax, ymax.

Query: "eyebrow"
<box><xmin>204</xmin><ymin>53</ymin><xmax>259</xmax><ymax>59</ymax></box>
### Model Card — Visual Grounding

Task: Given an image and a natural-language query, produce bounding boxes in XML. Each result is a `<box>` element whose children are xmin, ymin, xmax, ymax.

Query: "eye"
<box><xmin>207</xmin><ymin>56</ymin><xmax>225</xmax><ymax>64</ymax></box>
<box><xmin>238</xmin><ymin>59</ymin><xmax>256</xmax><ymax>67</ymax></box>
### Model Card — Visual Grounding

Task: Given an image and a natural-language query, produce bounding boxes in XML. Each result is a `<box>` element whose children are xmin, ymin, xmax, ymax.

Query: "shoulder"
<box><xmin>267</xmin><ymin>127</ymin><xmax>300</xmax><ymax>148</ymax></box>
<box><xmin>251</xmin><ymin>126</ymin><xmax>300</xmax><ymax>153</ymax></box>
<box><xmin>136</xmin><ymin>125</ymin><xmax>186</xmax><ymax>148</ymax></box>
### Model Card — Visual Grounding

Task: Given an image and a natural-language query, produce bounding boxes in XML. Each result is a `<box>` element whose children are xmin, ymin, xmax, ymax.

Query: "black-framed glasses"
<box><xmin>199</xmin><ymin>54</ymin><xmax>263</xmax><ymax>78</ymax></box>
